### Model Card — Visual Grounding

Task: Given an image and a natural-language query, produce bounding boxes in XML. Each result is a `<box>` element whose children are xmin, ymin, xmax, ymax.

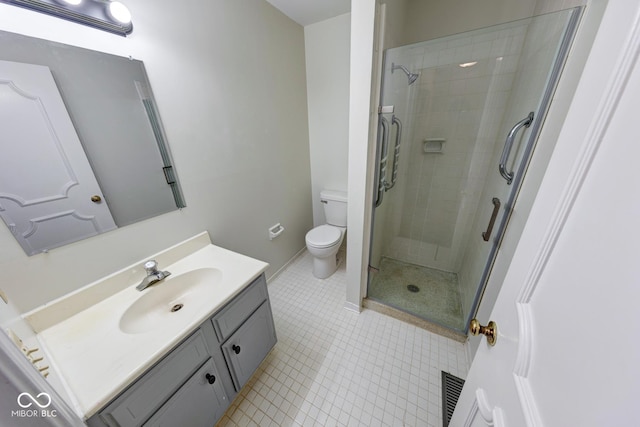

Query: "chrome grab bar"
<box><xmin>385</xmin><ymin>115</ymin><xmax>403</xmax><ymax>191</ymax></box>
<box><xmin>482</xmin><ymin>198</ymin><xmax>501</xmax><ymax>242</ymax></box>
<box><xmin>499</xmin><ymin>112</ymin><xmax>534</xmax><ymax>184</ymax></box>
<box><xmin>375</xmin><ymin>116</ymin><xmax>390</xmax><ymax>207</ymax></box>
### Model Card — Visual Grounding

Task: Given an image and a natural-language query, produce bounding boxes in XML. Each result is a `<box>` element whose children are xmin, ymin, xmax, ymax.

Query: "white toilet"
<box><xmin>305</xmin><ymin>190</ymin><xmax>348</xmax><ymax>279</ymax></box>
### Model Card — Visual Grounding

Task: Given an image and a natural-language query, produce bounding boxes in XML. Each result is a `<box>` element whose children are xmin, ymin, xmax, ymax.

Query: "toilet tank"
<box><xmin>321</xmin><ymin>190</ymin><xmax>348</xmax><ymax>227</ymax></box>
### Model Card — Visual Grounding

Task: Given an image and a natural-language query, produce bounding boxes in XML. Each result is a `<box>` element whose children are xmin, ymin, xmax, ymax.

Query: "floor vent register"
<box><xmin>441</xmin><ymin>371</ymin><xmax>465</xmax><ymax>427</ymax></box>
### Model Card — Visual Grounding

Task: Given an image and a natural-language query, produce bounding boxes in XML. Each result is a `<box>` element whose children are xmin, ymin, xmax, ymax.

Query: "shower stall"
<box><xmin>367</xmin><ymin>8</ymin><xmax>582</xmax><ymax>334</ymax></box>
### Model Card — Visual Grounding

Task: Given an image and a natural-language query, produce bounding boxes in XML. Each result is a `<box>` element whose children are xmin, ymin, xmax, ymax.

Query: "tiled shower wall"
<box><xmin>381</xmin><ymin>22</ymin><xmax>527</xmax><ymax>271</ymax></box>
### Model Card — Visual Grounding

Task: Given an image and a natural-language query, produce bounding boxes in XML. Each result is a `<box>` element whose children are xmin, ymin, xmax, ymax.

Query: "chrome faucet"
<box><xmin>136</xmin><ymin>260</ymin><xmax>171</xmax><ymax>291</ymax></box>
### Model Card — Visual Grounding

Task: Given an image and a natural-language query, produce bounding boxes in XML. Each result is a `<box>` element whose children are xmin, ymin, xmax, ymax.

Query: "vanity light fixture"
<box><xmin>0</xmin><ymin>0</ymin><xmax>133</xmax><ymax>36</ymax></box>
<box><xmin>459</xmin><ymin>61</ymin><xmax>478</xmax><ymax>68</ymax></box>
<box><xmin>107</xmin><ymin>0</ymin><xmax>131</xmax><ymax>24</ymax></box>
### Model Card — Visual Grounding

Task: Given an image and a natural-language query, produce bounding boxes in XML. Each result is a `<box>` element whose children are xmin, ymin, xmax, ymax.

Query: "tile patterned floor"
<box><xmin>216</xmin><ymin>251</ymin><xmax>469</xmax><ymax>427</ymax></box>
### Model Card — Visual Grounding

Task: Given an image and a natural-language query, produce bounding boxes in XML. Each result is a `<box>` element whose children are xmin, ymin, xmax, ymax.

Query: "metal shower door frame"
<box><xmin>466</xmin><ymin>7</ymin><xmax>584</xmax><ymax>331</ymax></box>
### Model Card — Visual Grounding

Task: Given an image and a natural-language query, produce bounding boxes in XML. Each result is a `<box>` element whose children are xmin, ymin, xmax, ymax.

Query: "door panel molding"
<box><xmin>515</xmin><ymin>1</ymin><xmax>640</xmax><ymax>308</ymax></box>
<box><xmin>20</xmin><ymin>210</ymin><xmax>100</xmax><ymax>254</ymax></box>
<box><xmin>463</xmin><ymin>388</ymin><xmax>505</xmax><ymax>427</ymax></box>
<box><xmin>509</xmin><ymin>7</ymin><xmax>640</xmax><ymax>427</ymax></box>
<box><xmin>0</xmin><ymin>181</ymin><xmax>78</xmax><ymax>207</ymax></box>
<box><xmin>0</xmin><ymin>60</ymin><xmax>116</xmax><ymax>255</ymax></box>
<box><xmin>24</xmin><ymin>210</ymin><xmax>99</xmax><ymax>237</ymax></box>
<box><xmin>453</xmin><ymin>2</ymin><xmax>640</xmax><ymax>426</ymax></box>
<box><xmin>513</xmin><ymin>304</ymin><xmax>540</xmax><ymax>426</ymax></box>
<box><xmin>0</xmin><ymin>79</ymin><xmax>79</xmax><ymax>204</ymax></box>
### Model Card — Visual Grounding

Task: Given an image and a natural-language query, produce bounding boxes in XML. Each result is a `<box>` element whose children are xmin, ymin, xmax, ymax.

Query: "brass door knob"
<box><xmin>470</xmin><ymin>318</ymin><xmax>497</xmax><ymax>346</ymax></box>
<box><xmin>91</xmin><ymin>195</ymin><xmax>102</xmax><ymax>203</ymax></box>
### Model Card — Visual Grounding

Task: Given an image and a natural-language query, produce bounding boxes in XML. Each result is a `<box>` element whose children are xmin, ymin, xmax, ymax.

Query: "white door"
<box><xmin>0</xmin><ymin>60</ymin><xmax>116</xmax><ymax>255</ymax></box>
<box><xmin>451</xmin><ymin>1</ymin><xmax>640</xmax><ymax>426</ymax></box>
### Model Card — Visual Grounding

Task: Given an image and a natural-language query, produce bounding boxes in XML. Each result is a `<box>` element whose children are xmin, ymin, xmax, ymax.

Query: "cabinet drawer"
<box><xmin>222</xmin><ymin>301</ymin><xmax>277</xmax><ymax>391</ymax></box>
<box><xmin>143</xmin><ymin>359</ymin><xmax>228</xmax><ymax>427</ymax></box>
<box><xmin>212</xmin><ymin>274</ymin><xmax>267</xmax><ymax>341</ymax></box>
<box><xmin>99</xmin><ymin>330</ymin><xmax>209</xmax><ymax>427</ymax></box>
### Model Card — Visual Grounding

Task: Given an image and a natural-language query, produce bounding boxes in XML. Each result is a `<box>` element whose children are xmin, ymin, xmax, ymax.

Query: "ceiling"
<box><xmin>264</xmin><ymin>0</ymin><xmax>350</xmax><ymax>26</ymax></box>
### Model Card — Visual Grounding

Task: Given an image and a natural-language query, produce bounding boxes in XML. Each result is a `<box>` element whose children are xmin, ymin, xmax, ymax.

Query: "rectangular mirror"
<box><xmin>0</xmin><ymin>30</ymin><xmax>185</xmax><ymax>256</ymax></box>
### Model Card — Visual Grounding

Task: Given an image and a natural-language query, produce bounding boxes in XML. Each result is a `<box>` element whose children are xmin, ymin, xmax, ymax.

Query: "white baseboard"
<box><xmin>343</xmin><ymin>301</ymin><xmax>361</xmax><ymax>313</ymax></box>
<box><xmin>266</xmin><ymin>246</ymin><xmax>307</xmax><ymax>284</ymax></box>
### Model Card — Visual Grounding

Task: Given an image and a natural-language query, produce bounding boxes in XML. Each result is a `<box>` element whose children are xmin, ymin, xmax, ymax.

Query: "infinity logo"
<box><xmin>17</xmin><ymin>392</ymin><xmax>51</xmax><ymax>409</ymax></box>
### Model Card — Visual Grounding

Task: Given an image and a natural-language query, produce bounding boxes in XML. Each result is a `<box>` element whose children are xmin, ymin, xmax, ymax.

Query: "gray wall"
<box><xmin>0</xmin><ymin>0</ymin><xmax>312</xmax><ymax>313</ymax></box>
<box><xmin>304</xmin><ymin>14</ymin><xmax>351</xmax><ymax>226</ymax></box>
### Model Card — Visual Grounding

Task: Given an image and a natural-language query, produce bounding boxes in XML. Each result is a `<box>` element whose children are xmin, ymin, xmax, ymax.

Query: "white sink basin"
<box><xmin>119</xmin><ymin>268</ymin><xmax>222</xmax><ymax>334</ymax></box>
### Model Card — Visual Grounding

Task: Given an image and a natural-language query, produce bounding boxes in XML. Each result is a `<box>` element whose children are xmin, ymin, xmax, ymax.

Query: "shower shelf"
<box><xmin>423</xmin><ymin>138</ymin><xmax>446</xmax><ymax>153</ymax></box>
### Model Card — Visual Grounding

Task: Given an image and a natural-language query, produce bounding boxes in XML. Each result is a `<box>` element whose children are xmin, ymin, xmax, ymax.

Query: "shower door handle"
<box><xmin>385</xmin><ymin>115</ymin><xmax>403</xmax><ymax>191</ymax></box>
<box><xmin>499</xmin><ymin>112</ymin><xmax>534</xmax><ymax>184</ymax></box>
<box><xmin>482</xmin><ymin>198</ymin><xmax>501</xmax><ymax>242</ymax></box>
<box><xmin>375</xmin><ymin>116</ymin><xmax>390</xmax><ymax>207</ymax></box>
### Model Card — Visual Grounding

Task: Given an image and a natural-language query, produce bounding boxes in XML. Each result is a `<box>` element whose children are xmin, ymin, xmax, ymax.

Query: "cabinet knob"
<box><xmin>205</xmin><ymin>373</ymin><xmax>216</xmax><ymax>384</ymax></box>
<box><xmin>232</xmin><ymin>344</ymin><xmax>241</xmax><ymax>355</ymax></box>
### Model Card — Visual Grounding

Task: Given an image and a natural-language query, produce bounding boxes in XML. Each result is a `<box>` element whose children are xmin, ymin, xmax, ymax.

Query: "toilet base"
<box><xmin>312</xmin><ymin>255</ymin><xmax>338</xmax><ymax>279</ymax></box>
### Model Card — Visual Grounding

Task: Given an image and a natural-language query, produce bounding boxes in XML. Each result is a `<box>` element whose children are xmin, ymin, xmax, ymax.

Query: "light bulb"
<box><xmin>108</xmin><ymin>1</ymin><xmax>132</xmax><ymax>24</ymax></box>
<box><xmin>62</xmin><ymin>0</ymin><xmax>82</xmax><ymax>5</ymax></box>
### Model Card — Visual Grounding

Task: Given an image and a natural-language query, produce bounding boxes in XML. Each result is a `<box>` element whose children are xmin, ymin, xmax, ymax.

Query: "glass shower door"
<box><xmin>368</xmin><ymin>8</ymin><xmax>583</xmax><ymax>333</ymax></box>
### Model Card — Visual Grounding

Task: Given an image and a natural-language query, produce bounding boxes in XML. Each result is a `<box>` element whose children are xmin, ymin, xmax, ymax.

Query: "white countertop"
<box><xmin>28</xmin><ymin>233</ymin><xmax>269</xmax><ymax>419</ymax></box>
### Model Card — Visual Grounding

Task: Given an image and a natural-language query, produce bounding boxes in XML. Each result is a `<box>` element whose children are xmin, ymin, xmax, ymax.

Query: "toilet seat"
<box><xmin>305</xmin><ymin>225</ymin><xmax>341</xmax><ymax>248</ymax></box>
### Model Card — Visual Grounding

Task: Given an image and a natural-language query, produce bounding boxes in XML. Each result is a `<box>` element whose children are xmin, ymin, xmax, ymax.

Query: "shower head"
<box><xmin>391</xmin><ymin>62</ymin><xmax>419</xmax><ymax>85</ymax></box>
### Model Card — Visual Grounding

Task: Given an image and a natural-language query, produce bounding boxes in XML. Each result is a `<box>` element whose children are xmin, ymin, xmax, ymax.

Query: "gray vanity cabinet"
<box><xmin>89</xmin><ymin>329</ymin><xmax>216</xmax><ymax>427</ymax></box>
<box><xmin>87</xmin><ymin>274</ymin><xmax>276</xmax><ymax>427</ymax></box>
<box><xmin>143</xmin><ymin>360</ymin><xmax>227</xmax><ymax>427</ymax></box>
<box><xmin>221</xmin><ymin>301</ymin><xmax>277</xmax><ymax>390</ymax></box>
<box><xmin>212</xmin><ymin>274</ymin><xmax>277</xmax><ymax>391</ymax></box>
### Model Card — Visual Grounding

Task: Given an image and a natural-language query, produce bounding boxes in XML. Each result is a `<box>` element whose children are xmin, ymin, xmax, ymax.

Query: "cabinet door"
<box><xmin>96</xmin><ymin>330</ymin><xmax>209</xmax><ymax>427</ymax></box>
<box><xmin>143</xmin><ymin>359</ymin><xmax>228</xmax><ymax>427</ymax></box>
<box><xmin>222</xmin><ymin>301</ymin><xmax>277</xmax><ymax>390</ymax></box>
<box><xmin>212</xmin><ymin>274</ymin><xmax>268</xmax><ymax>342</ymax></box>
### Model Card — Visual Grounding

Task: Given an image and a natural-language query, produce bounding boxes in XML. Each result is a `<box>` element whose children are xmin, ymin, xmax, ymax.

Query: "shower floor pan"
<box><xmin>368</xmin><ymin>257</ymin><xmax>465</xmax><ymax>331</ymax></box>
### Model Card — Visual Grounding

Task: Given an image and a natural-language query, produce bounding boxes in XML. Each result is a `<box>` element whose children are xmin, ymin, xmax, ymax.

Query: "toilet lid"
<box><xmin>306</xmin><ymin>225</ymin><xmax>341</xmax><ymax>248</ymax></box>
